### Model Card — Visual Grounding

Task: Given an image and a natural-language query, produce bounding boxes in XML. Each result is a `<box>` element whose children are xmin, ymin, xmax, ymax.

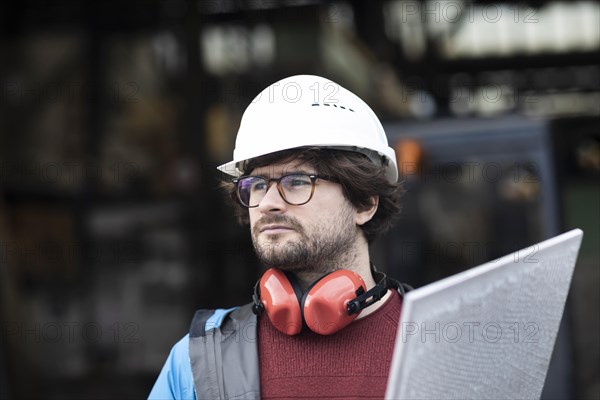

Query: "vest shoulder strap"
<box><xmin>188</xmin><ymin>303</ymin><xmax>260</xmax><ymax>400</ymax></box>
<box><xmin>189</xmin><ymin>309</ymin><xmax>215</xmax><ymax>338</ymax></box>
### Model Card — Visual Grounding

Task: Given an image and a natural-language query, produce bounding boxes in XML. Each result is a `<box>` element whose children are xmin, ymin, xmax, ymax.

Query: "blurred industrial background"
<box><xmin>0</xmin><ymin>0</ymin><xmax>598</xmax><ymax>398</ymax></box>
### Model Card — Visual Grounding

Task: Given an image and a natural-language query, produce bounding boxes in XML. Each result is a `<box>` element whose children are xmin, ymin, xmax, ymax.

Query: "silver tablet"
<box><xmin>385</xmin><ymin>229</ymin><xmax>583</xmax><ymax>400</ymax></box>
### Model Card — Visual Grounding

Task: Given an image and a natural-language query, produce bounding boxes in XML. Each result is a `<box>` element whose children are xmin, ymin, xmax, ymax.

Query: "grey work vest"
<box><xmin>189</xmin><ymin>303</ymin><xmax>260</xmax><ymax>400</ymax></box>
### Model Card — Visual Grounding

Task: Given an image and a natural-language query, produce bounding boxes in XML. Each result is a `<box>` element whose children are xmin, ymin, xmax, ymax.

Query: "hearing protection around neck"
<box><xmin>252</xmin><ymin>267</ymin><xmax>398</xmax><ymax>335</ymax></box>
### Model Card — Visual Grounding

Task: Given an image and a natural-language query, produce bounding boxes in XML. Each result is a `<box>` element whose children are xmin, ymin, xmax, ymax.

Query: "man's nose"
<box><xmin>257</xmin><ymin>183</ymin><xmax>287</xmax><ymax>212</ymax></box>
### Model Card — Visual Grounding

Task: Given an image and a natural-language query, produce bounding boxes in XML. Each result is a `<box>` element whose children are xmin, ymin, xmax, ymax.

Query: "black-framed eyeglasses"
<box><xmin>233</xmin><ymin>173</ymin><xmax>333</xmax><ymax>208</ymax></box>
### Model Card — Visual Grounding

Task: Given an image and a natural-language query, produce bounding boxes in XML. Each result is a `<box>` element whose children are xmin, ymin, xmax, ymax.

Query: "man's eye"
<box><xmin>288</xmin><ymin>177</ymin><xmax>311</xmax><ymax>187</ymax></box>
<box><xmin>291</xmin><ymin>179</ymin><xmax>307</xmax><ymax>186</ymax></box>
<box><xmin>252</xmin><ymin>181</ymin><xmax>267</xmax><ymax>191</ymax></box>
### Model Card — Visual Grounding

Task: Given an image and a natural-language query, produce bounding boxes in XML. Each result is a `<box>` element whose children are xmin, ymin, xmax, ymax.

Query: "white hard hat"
<box><xmin>217</xmin><ymin>75</ymin><xmax>398</xmax><ymax>182</ymax></box>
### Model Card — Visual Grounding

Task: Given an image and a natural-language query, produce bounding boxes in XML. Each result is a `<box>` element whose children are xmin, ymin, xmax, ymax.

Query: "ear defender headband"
<box><xmin>252</xmin><ymin>266</ymin><xmax>407</xmax><ymax>335</ymax></box>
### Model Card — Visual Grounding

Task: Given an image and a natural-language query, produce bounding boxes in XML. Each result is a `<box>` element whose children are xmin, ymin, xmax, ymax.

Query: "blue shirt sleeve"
<box><xmin>148</xmin><ymin>334</ymin><xmax>195</xmax><ymax>400</ymax></box>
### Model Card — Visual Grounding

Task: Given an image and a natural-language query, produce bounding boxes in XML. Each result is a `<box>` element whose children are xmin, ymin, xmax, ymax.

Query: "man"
<box><xmin>149</xmin><ymin>75</ymin><xmax>408</xmax><ymax>399</ymax></box>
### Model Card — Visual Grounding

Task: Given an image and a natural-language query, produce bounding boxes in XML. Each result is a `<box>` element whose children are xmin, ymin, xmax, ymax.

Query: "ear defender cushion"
<box><xmin>259</xmin><ymin>268</ymin><xmax>303</xmax><ymax>335</ymax></box>
<box><xmin>303</xmin><ymin>270</ymin><xmax>366</xmax><ymax>335</ymax></box>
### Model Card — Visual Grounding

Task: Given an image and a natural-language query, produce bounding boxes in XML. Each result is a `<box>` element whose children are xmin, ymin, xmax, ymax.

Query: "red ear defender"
<box><xmin>256</xmin><ymin>268</ymin><xmax>303</xmax><ymax>335</ymax></box>
<box><xmin>253</xmin><ymin>268</ymin><xmax>368</xmax><ymax>336</ymax></box>
<box><xmin>303</xmin><ymin>270</ymin><xmax>366</xmax><ymax>335</ymax></box>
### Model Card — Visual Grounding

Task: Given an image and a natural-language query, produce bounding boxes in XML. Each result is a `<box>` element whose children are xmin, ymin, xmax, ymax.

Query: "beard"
<box><xmin>251</xmin><ymin>206</ymin><xmax>358</xmax><ymax>275</ymax></box>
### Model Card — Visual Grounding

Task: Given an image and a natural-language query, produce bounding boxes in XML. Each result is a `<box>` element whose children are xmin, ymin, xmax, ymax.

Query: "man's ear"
<box><xmin>355</xmin><ymin>196</ymin><xmax>379</xmax><ymax>226</ymax></box>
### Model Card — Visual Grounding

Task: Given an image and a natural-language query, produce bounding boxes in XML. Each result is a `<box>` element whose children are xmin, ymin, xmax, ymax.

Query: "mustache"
<box><xmin>252</xmin><ymin>214</ymin><xmax>304</xmax><ymax>236</ymax></box>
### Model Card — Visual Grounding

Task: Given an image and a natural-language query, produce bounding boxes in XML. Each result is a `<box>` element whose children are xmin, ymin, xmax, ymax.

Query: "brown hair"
<box><xmin>221</xmin><ymin>148</ymin><xmax>404</xmax><ymax>242</ymax></box>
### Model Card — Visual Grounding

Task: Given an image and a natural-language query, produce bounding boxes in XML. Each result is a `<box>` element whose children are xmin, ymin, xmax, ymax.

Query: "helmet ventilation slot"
<box><xmin>311</xmin><ymin>103</ymin><xmax>354</xmax><ymax>112</ymax></box>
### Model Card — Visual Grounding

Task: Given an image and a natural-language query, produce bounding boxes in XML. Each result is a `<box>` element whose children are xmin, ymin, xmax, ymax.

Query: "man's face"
<box><xmin>248</xmin><ymin>159</ymin><xmax>361</xmax><ymax>275</ymax></box>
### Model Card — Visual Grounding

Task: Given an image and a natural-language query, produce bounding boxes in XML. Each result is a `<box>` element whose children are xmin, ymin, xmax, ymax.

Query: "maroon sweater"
<box><xmin>258</xmin><ymin>290</ymin><xmax>402</xmax><ymax>399</ymax></box>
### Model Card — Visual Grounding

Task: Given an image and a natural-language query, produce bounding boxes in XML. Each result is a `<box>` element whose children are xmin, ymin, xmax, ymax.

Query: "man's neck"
<box><xmin>294</xmin><ymin>234</ymin><xmax>371</xmax><ymax>288</ymax></box>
